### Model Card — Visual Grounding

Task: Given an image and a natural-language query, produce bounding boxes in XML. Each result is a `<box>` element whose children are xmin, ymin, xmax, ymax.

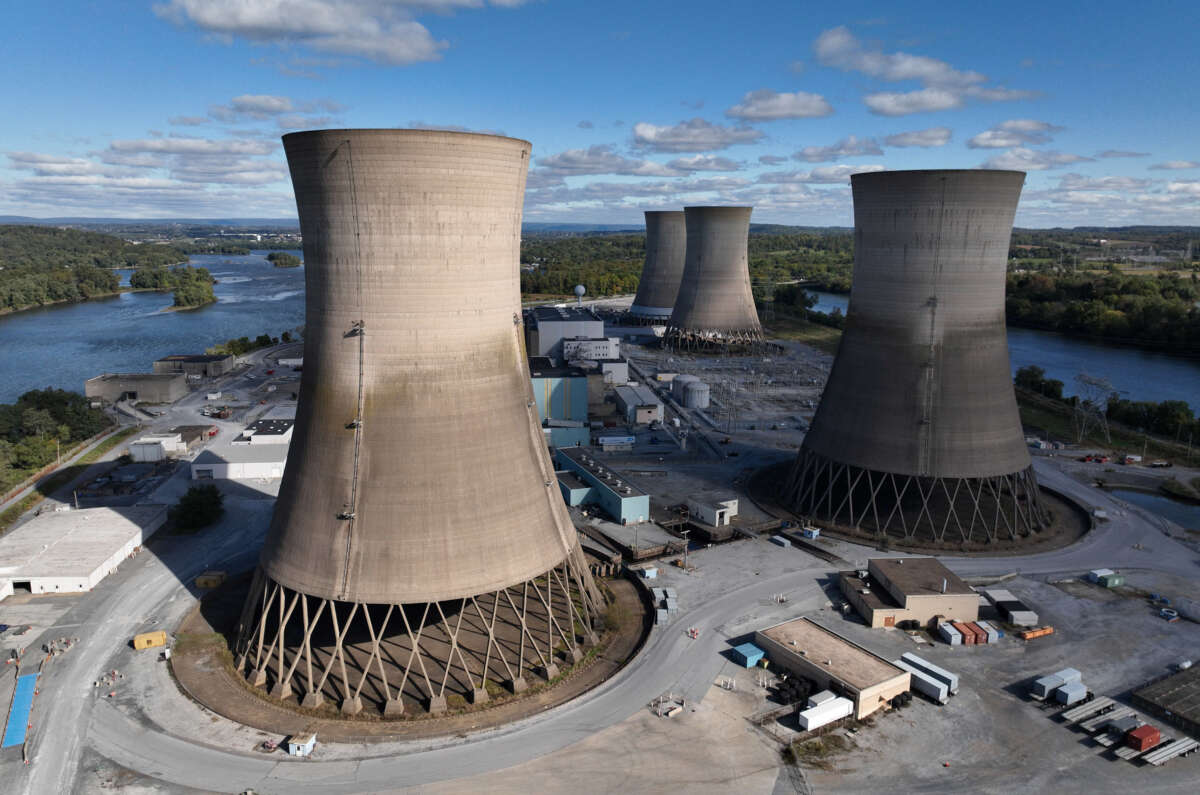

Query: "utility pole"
<box><xmin>681</xmin><ymin>528</ymin><xmax>691</xmax><ymax>571</ymax></box>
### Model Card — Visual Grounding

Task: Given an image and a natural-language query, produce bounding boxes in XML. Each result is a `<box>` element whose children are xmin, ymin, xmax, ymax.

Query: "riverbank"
<box><xmin>0</xmin><ymin>286</ymin><xmax>176</xmax><ymax>317</ymax></box>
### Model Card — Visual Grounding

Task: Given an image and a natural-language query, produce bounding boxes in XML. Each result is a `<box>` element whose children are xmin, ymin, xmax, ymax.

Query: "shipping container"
<box><xmin>900</xmin><ymin>653</ymin><xmax>960</xmax><ymax>694</ymax></box>
<box><xmin>963</xmin><ymin>622</ymin><xmax>988</xmax><ymax>644</ymax></box>
<box><xmin>798</xmin><ymin>696</ymin><xmax>854</xmax><ymax>730</ymax></box>
<box><xmin>1031</xmin><ymin>675</ymin><xmax>1065</xmax><ymax>700</ymax></box>
<box><xmin>133</xmin><ymin>631</ymin><xmax>168</xmax><ymax>650</ymax></box>
<box><xmin>892</xmin><ymin>659</ymin><xmax>950</xmax><ymax>704</ymax></box>
<box><xmin>1006</xmin><ymin>609</ymin><xmax>1040</xmax><ymax>627</ymax></box>
<box><xmin>1087</xmin><ymin>569</ymin><xmax>1114</xmax><ymax>583</ymax></box>
<box><xmin>1055</xmin><ymin>681</ymin><xmax>1088</xmax><ymax>705</ymax></box>
<box><xmin>731</xmin><ymin>642</ymin><xmax>765</xmax><ymax>668</ymax></box>
<box><xmin>976</xmin><ymin>620</ymin><xmax>1000</xmax><ymax>643</ymax></box>
<box><xmin>1100</xmin><ymin>573</ymin><xmax>1125</xmax><ymax>588</ymax></box>
<box><xmin>1106</xmin><ymin>716</ymin><xmax>1139</xmax><ymax>736</ymax></box>
<box><xmin>769</xmin><ymin>535</ymin><xmax>791</xmax><ymax>548</ymax></box>
<box><xmin>952</xmin><ymin>622</ymin><xmax>975</xmax><ymax>645</ymax></box>
<box><xmin>1018</xmin><ymin>626</ymin><xmax>1054</xmax><ymax>640</ymax></box>
<box><xmin>194</xmin><ymin>570</ymin><xmax>227</xmax><ymax>589</ymax></box>
<box><xmin>1052</xmin><ymin>668</ymin><xmax>1082</xmax><ymax>685</ymax></box>
<box><xmin>1127</xmin><ymin>725</ymin><xmax>1161</xmax><ymax>752</ymax></box>
<box><xmin>655</xmin><ymin>608</ymin><xmax>669</xmax><ymax>625</ymax></box>
<box><xmin>807</xmin><ymin>690</ymin><xmax>836</xmax><ymax>707</ymax></box>
<box><xmin>938</xmin><ymin>623</ymin><xmax>961</xmax><ymax>645</ymax></box>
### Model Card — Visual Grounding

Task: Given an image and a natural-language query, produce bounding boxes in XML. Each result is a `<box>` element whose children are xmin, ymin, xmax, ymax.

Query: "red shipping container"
<box><xmin>952</xmin><ymin>622</ymin><xmax>975</xmax><ymax>645</ymax></box>
<box><xmin>963</xmin><ymin>622</ymin><xmax>987</xmax><ymax>644</ymax></box>
<box><xmin>1127</xmin><ymin>725</ymin><xmax>1160</xmax><ymax>752</ymax></box>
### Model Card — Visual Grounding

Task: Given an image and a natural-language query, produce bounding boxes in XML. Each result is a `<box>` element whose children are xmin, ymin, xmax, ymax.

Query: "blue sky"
<box><xmin>2</xmin><ymin>1</ymin><xmax>1198</xmax><ymax>225</ymax></box>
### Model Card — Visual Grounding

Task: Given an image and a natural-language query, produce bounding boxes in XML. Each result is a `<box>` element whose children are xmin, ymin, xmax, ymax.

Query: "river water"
<box><xmin>807</xmin><ymin>291</ymin><xmax>1200</xmax><ymax>405</ymax></box>
<box><xmin>1110</xmin><ymin>488</ymin><xmax>1200</xmax><ymax>531</ymax></box>
<box><xmin>0</xmin><ymin>251</ymin><xmax>305</xmax><ymax>403</ymax></box>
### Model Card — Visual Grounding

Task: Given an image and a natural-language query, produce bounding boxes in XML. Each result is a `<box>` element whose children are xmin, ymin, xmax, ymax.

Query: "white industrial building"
<box><xmin>614</xmin><ymin>383</ymin><xmax>664</xmax><ymax>425</ymax></box>
<box><xmin>688</xmin><ymin>495</ymin><xmax>739</xmax><ymax>527</ymax></box>
<box><xmin>128</xmin><ymin>433</ymin><xmax>187</xmax><ymax>462</ymax></box>
<box><xmin>232</xmin><ymin>418</ymin><xmax>294</xmax><ymax>445</ymax></box>
<box><xmin>192</xmin><ymin>445</ymin><xmax>289</xmax><ymax>479</ymax></box>
<box><xmin>563</xmin><ymin>337</ymin><xmax>620</xmax><ymax>360</ymax></box>
<box><xmin>0</xmin><ymin>505</ymin><xmax>168</xmax><ymax>598</ymax></box>
<box><xmin>526</xmin><ymin>306</ymin><xmax>605</xmax><ymax>360</ymax></box>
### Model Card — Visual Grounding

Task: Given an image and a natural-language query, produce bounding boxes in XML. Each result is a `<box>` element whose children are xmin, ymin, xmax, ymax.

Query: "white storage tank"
<box><xmin>671</xmin><ymin>374</ymin><xmax>699</xmax><ymax>401</ymax></box>
<box><xmin>683</xmin><ymin>381</ymin><xmax>710</xmax><ymax>409</ymax></box>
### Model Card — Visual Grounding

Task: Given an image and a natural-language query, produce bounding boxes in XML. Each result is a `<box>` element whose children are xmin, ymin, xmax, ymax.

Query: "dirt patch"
<box><xmin>784</xmin><ymin>731</ymin><xmax>856</xmax><ymax>770</ymax></box>
<box><xmin>169</xmin><ymin>575</ymin><xmax>649</xmax><ymax>741</ymax></box>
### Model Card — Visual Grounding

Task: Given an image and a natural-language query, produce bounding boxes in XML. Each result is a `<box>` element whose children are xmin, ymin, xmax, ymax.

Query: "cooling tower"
<box><xmin>665</xmin><ymin>206</ymin><xmax>763</xmax><ymax>351</ymax></box>
<box><xmin>784</xmin><ymin>170</ymin><xmax>1049</xmax><ymax>543</ymax></box>
<box><xmin>235</xmin><ymin>129</ymin><xmax>600</xmax><ymax>717</ymax></box>
<box><xmin>629</xmin><ymin>210</ymin><xmax>685</xmax><ymax>322</ymax></box>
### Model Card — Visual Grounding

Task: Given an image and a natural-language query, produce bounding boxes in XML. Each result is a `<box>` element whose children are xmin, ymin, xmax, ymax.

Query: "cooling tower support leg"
<box><xmin>783</xmin><ymin>448</ymin><xmax>1050</xmax><ymax>543</ymax></box>
<box><xmin>235</xmin><ymin>555</ymin><xmax>601</xmax><ymax>716</ymax></box>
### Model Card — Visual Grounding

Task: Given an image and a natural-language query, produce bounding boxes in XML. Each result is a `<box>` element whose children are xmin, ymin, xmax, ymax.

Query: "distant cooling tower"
<box><xmin>784</xmin><ymin>170</ymin><xmax>1049</xmax><ymax>542</ymax></box>
<box><xmin>629</xmin><ymin>210</ymin><xmax>685</xmax><ymax>322</ymax></box>
<box><xmin>235</xmin><ymin>130</ymin><xmax>600</xmax><ymax>717</ymax></box>
<box><xmin>665</xmin><ymin>206</ymin><xmax>763</xmax><ymax>351</ymax></box>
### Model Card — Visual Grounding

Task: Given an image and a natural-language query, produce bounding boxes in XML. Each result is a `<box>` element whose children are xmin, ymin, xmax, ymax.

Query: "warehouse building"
<box><xmin>128</xmin><ymin>433</ymin><xmax>187</xmax><ymax>462</ymax></box>
<box><xmin>614</xmin><ymin>383</ymin><xmax>664</xmax><ymax>425</ymax></box>
<box><xmin>839</xmin><ymin>557</ymin><xmax>978</xmax><ymax>629</ymax></box>
<box><xmin>232</xmin><ymin>418</ymin><xmax>295</xmax><ymax>445</ymax></box>
<box><xmin>526</xmin><ymin>305</ymin><xmax>605</xmax><ymax>360</ymax></box>
<box><xmin>556</xmin><ymin>446</ymin><xmax>649</xmax><ymax>524</ymax></box>
<box><xmin>1133</xmin><ymin>666</ymin><xmax>1200</xmax><ymax>739</ymax></box>
<box><xmin>153</xmin><ymin>353</ymin><xmax>236</xmax><ymax>378</ymax></box>
<box><xmin>687</xmin><ymin>494</ymin><xmax>738</xmax><ymax>527</ymax></box>
<box><xmin>754</xmin><ymin>617</ymin><xmax>910</xmax><ymax>719</ymax></box>
<box><xmin>191</xmin><ymin>445</ymin><xmax>288</xmax><ymax>480</ymax></box>
<box><xmin>529</xmin><ymin>357</ymin><xmax>590</xmax><ymax>448</ymax></box>
<box><xmin>85</xmin><ymin>373</ymin><xmax>187</xmax><ymax>404</ymax></box>
<box><xmin>0</xmin><ymin>506</ymin><xmax>168</xmax><ymax>598</ymax></box>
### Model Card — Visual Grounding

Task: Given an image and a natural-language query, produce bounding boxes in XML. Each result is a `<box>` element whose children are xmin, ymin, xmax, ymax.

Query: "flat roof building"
<box><xmin>85</xmin><ymin>373</ymin><xmax>187</xmax><ymax>405</ymax></box>
<box><xmin>529</xmin><ymin>357</ymin><xmax>589</xmax><ymax>448</ymax></box>
<box><xmin>614</xmin><ymin>383</ymin><xmax>663</xmax><ymax>425</ymax></box>
<box><xmin>839</xmin><ymin>557</ymin><xmax>978</xmax><ymax>629</ymax></box>
<box><xmin>754</xmin><ymin>617</ymin><xmax>909</xmax><ymax>719</ymax></box>
<box><xmin>556</xmin><ymin>446</ymin><xmax>649</xmax><ymax>525</ymax></box>
<box><xmin>153</xmin><ymin>353</ymin><xmax>236</xmax><ymax>378</ymax></box>
<box><xmin>1133</xmin><ymin>666</ymin><xmax>1200</xmax><ymax>739</ymax></box>
<box><xmin>0</xmin><ymin>506</ymin><xmax>168</xmax><ymax>598</ymax></box>
<box><xmin>232</xmin><ymin>418</ymin><xmax>295</xmax><ymax>445</ymax></box>
<box><xmin>191</xmin><ymin>445</ymin><xmax>288</xmax><ymax>480</ymax></box>
<box><xmin>526</xmin><ymin>306</ymin><xmax>605</xmax><ymax>361</ymax></box>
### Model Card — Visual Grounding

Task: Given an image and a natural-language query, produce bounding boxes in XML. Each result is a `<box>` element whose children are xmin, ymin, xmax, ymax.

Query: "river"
<box><xmin>1110</xmin><ymin>488</ymin><xmax>1200</xmax><ymax>531</ymax></box>
<box><xmin>807</xmin><ymin>291</ymin><xmax>1200</xmax><ymax>405</ymax></box>
<box><xmin>0</xmin><ymin>251</ymin><xmax>305</xmax><ymax>403</ymax></box>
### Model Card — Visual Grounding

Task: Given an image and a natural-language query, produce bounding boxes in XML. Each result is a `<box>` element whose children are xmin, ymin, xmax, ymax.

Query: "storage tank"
<box><xmin>665</xmin><ymin>206</ymin><xmax>763</xmax><ymax>352</ymax></box>
<box><xmin>783</xmin><ymin>170</ymin><xmax>1050</xmax><ymax>544</ymax></box>
<box><xmin>630</xmin><ymin>210</ymin><xmax>686</xmax><ymax>322</ymax></box>
<box><xmin>683</xmin><ymin>381</ymin><xmax>710</xmax><ymax>409</ymax></box>
<box><xmin>671</xmin><ymin>373</ymin><xmax>699</xmax><ymax>401</ymax></box>
<box><xmin>234</xmin><ymin>129</ymin><xmax>601</xmax><ymax>717</ymax></box>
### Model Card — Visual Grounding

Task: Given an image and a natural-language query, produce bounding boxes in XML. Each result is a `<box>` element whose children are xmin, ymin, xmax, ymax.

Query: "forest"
<box><xmin>0</xmin><ymin>389</ymin><xmax>112</xmax><ymax>493</ymax></box>
<box><xmin>267</xmin><ymin>252</ymin><xmax>302</xmax><ymax>268</ymax></box>
<box><xmin>129</xmin><ymin>265</ymin><xmax>217</xmax><ymax>308</ymax></box>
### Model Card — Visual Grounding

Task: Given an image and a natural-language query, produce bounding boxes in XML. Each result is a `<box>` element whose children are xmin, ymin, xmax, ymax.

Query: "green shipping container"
<box><xmin>1101</xmin><ymin>573</ymin><xmax>1124</xmax><ymax>588</ymax></box>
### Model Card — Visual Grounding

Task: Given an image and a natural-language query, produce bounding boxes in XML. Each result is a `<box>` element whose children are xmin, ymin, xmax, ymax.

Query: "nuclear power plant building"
<box><xmin>783</xmin><ymin>170</ymin><xmax>1049</xmax><ymax>543</ymax></box>
<box><xmin>665</xmin><ymin>206</ymin><xmax>763</xmax><ymax>351</ymax></box>
<box><xmin>629</xmin><ymin>210</ymin><xmax>686</xmax><ymax>322</ymax></box>
<box><xmin>235</xmin><ymin>129</ymin><xmax>601</xmax><ymax>717</ymax></box>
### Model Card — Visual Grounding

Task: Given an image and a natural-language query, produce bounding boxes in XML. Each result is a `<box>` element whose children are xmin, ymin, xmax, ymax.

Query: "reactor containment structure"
<box><xmin>234</xmin><ymin>129</ymin><xmax>601</xmax><ymax>717</ymax></box>
<box><xmin>665</xmin><ymin>206</ymin><xmax>764</xmax><ymax>351</ymax></box>
<box><xmin>783</xmin><ymin>170</ymin><xmax>1049</xmax><ymax>543</ymax></box>
<box><xmin>628</xmin><ymin>210</ymin><xmax>686</xmax><ymax>323</ymax></box>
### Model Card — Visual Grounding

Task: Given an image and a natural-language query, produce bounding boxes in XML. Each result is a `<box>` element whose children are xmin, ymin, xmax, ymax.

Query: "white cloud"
<box><xmin>883</xmin><ymin>127</ymin><xmax>951</xmax><ymax>147</ymax></box>
<box><xmin>109</xmin><ymin>137</ymin><xmax>279</xmax><ymax>156</ymax></box>
<box><xmin>758</xmin><ymin>155</ymin><xmax>788</xmax><ymax>165</ymax></box>
<box><xmin>967</xmin><ymin>119</ymin><xmax>1062</xmax><ymax>149</ymax></box>
<box><xmin>793</xmin><ymin>135</ymin><xmax>882</xmax><ymax>163</ymax></box>
<box><xmin>816</xmin><ymin>26</ymin><xmax>1033</xmax><ymax>116</ymax></box>
<box><xmin>1166</xmin><ymin>180</ymin><xmax>1200</xmax><ymax>196</ymax></box>
<box><xmin>724</xmin><ymin>89</ymin><xmax>833</xmax><ymax>121</ymax></box>
<box><xmin>536</xmin><ymin>145</ymin><xmax>687</xmax><ymax>177</ymax></box>
<box><xmin>1149</xmin><ymin>160</ymin><xmax>1199</xmax><ymax>170</ymax></box>
<box><xmin>980</xmin><ymin>147</ymin><xmax>1093</xmax><ymax>171</ymax></box>
<box><xmin>758</xmin><ymin>164</ymin><xmax>886</xmax><ymax>184</ymax></box>
<box><xmin>631</xmin><ymin>118</ymin><xmax>763</xmax><ymax>153</ymax></box>
<box><xmin>664</xmin><ymin>155</ymin><xmax>742</xmax><ymax>172</ymax></box>
<box><xmin>153</xmin><ymin>0</ymin><xmax>527</xmax><ymax>66</ymax></box>
<box><xmin>168</xmin><ymin>115</ymin><xmax>210</xmax><ymax>126</ymax></box>
<box><xmin>1056</xmin><ymin>173</ymin><xmax>1151</xmax><ymax>191</ymax></box>
<box><xmin>276</xmin><ymin>114</ymin><xmax>334</xmax><ymax>130</ymax></box>
<box><xmin>1095</xmin><ymin>150</ymin><xmax>1149</xmax><ymax>158</ymax></box>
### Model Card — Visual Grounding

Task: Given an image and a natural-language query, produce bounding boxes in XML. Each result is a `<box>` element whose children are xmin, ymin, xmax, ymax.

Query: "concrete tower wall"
<box><xmin>802</xmin><ymin>170</ymin><xmax>1030</xmax><ymax>479</ymax></box>
<box><xmin>630</xmin><ymin>210</ymin><xmax>685</xmax><ymax>319</ymax></box>
<box><xmin>264</xmin><ymin>129</ymin><xmax>578</xmax><ymax>604</ymax></box>
<box><xmin>666</xmin><ymin>206</ymin><xmax>762</xmax><ymax>349</ymax></box>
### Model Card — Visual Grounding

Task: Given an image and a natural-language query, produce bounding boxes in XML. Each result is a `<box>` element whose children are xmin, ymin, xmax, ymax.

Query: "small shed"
<box><xmin>732</xmin><ymin>642</ymin><xmax>765</xmax><ymax>668</ymax></box>
<box><xmin>286</xmin><ymin>732</ymin><xmax>316</xmax><ymax>757</ymax></box>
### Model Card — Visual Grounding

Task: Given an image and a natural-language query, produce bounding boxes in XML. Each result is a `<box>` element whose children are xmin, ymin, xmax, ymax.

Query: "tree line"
<box><xmin>0</xmin><ymin>389</ymin><xmax>112</xmax><ymax>493</ymax></box>
<box><xmin>129</xmin><ymin>266</ymin><xmax>217</xmax><ymax>308</ymax></box>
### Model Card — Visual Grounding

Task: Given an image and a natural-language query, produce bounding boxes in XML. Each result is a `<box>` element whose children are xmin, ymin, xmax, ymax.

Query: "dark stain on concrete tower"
<box><xmin>665</xmin><ymin>206</ymin><xmax>764</xmax><ymax>352</ymax></box>
<box><xmin>235</xmin><ymin>129</ymin><xmax>601</xmax><ymax>717</ymax></box>
<box><xmin>629</xmin><ymin>210</ymin><xmax>686</xmax><ymax>323</ymax></box>
<box><xmin>783</xmin><ymin>170</ymin><xmax>1049</xmax><ymax>543</ymax></box>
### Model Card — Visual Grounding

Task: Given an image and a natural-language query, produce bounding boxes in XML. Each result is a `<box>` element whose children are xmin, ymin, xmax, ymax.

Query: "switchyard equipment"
<box><xmin>784</xmin><ymin>170</ymin><xmax>1050</xmax><ymax>543</ymax></box>
<box><xmin>234</xmin><ymin>130</ymin><xmax>601</xmax><ymax>717</ymax></box>
<box><xmin>629</xmin><ymin>211</ymin><xmax>686</xmax><ymax>322</ymax></box>
<box><xmin>665</xmin><ymin>206</ymin><xmax>763</xmax><ymax>352</ymax></box>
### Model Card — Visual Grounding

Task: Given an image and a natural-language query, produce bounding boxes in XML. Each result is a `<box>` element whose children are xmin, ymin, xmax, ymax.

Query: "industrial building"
<box><xmin>563</xmin><ymin>337</ymin><xmax>619</xmax><ymax>360</ymax></box>
<box><xmin>529</xmin><ymin>357</ymin><xmax>590</xmax><ymax>448</ymax></box>
<box><xmin>191</xmin><ymin>445</ymin><xmax>288</xmax><ymax>480</ymax></box>
<box><xmin>1133</xmin><ymin>666</ymin><xmax>1200</xmax><ymax>739</ymax></box>
<box><xmin>0</xmin><ymin>506</ymin><xmax>168</xmax><ymax>599</ymax></box>
<box><xmin>235</xmin><ymin>129</ymin><xmax>600</xmax><ymax>717</ymax></box>
<box><xmin>784</xmin><ymin>170</ymin><xmax>1049</xmax><ymax>543</ymax></box>
<box><xmin>614</xmin><ymin>383</ymin><xmax>664</xmax><ymax>425</ymax></box>
<box><xmin>754</xmin><ymin>617</ymin><xmax>910</xmax><ymax>720</ymax></box>
<box><xmin>526</xmin><ymin>305</ymin><xmax>605</xmax><ymax>361</ymax></box>
<box><xmin>687</xmin><ymin>494</ymin><xmax>738</xmax><ymax>527</ymax></box>
<box><xmin>85</xmin><ymin>373</ymin><xmax>187</xmax><ymax>404</ymax></box>
<box><xmin>129</xmin><ymin>433</ymin><xmax>187</xmax><ymax>462</ymax></box>
<box><xmin>556</xmin><ymin>446</ymin><xmax>649</xmax><ymax>524</ymax></box>
<box><xmin>629</xmin><ymin>210</ymin><xmax>686</xmax><ymax>322</ymax></box>
<box><xmin>665</xmin><ymin>206</ymin><xmax>763</xmax><ymax>352</ymax></box>
<box><xmin>153</xmin><ymin>353</ymin><xmax>235</xmax><ymax>378</ymax></box>
<box><xmin>838</xmin><ymin>557</ymin><xmax>978</xmax><ymax>628</ymax></box>
<box><xmin>231</xmin><ymin>418</ymin><xmax>294</xmax><ymax>445</ymax></box>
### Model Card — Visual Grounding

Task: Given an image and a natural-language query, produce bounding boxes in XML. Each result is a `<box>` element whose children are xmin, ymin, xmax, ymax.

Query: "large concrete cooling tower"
<box><xmin>235</xmin><ymin>129</ymin><xmax>600</xmax><ymax>717</ymax></box>
<box><xmin>629</xmin><ymin>210</ymin><xmax>685</xmax><ymax>322</ymax></box>
<box><xmin>665</xmin><ymin>206</ymin><xmax>763</xmax><ymax>351</ymax></box>
<box><xmin>783</xmin><ymin>170</ymin><xmax>1049</xmax><ymax>543</ymax></box>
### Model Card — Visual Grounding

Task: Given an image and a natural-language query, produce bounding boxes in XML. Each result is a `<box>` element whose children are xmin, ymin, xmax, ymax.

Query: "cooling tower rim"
<box><xmin>851</xmin><ymin>168</ymin><xmax>1025</xmax><ymax>184</ymax></box>
<box><xmin>644</xmin><ymin>209</ymin><xmax>685</xmax><ymax>218</ymax></box>
<box><xmin>683</xmin><ymin>204</ymin><xmax>753</xmax><ymax>211</ymax></box>
<box><xmin>281</xmin><ymin>127</ymin><xmax>532</xmax><ymax>148</ymax></box>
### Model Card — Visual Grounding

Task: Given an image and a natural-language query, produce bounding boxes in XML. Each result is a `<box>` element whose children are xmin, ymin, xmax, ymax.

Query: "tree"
<box><xmin>22</xmin><ymin>408</ymin><xmax>55</xmax><ymax>439</ymax></box>
<box><xmin>170</xmin><ymin>485</ymin><xmax>225</xmax><ymax>531</ymax></box>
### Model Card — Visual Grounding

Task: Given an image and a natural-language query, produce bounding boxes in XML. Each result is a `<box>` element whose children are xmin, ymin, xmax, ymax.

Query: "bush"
<box><xmin>170</xmin><ymin>484</ymin><xmax>224</xmax><ymax>531</ymax></box>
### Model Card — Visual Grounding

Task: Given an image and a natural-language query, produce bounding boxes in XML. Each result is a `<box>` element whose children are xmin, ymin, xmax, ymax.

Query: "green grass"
<box><xmin>763</xmin><ymin>313</ymin><xmax>843</xmax><ymax>354</ymax></box>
